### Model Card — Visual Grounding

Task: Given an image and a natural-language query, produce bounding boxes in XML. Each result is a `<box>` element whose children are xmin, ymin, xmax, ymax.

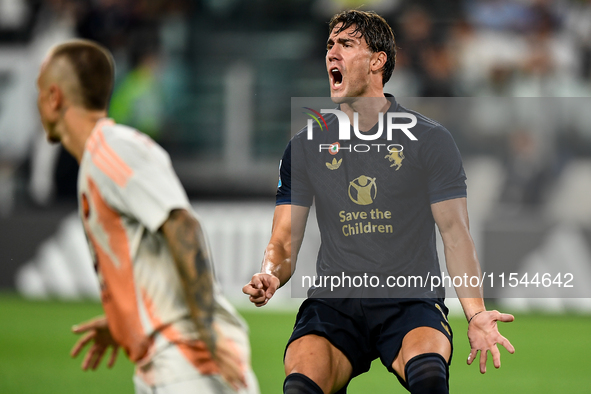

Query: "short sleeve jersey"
<box><xmin>78</xmin><ymin>119</ymin><xmax>245</xmax><ymax>365</ymax></box>
<box><xmin>276</xmin><ymin>96</ymin><xmax>467</xmax><ymax>297</ymax></box>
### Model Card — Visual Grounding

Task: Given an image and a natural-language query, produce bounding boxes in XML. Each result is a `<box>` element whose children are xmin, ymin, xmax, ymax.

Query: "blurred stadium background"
<box><xmin>1</xmin><ymin>0</ymin><xmax>591</xmax><ymax>392</ymax></box>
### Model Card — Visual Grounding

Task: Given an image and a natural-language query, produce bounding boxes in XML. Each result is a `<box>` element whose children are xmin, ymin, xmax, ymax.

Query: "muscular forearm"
<box><xmin>442</xmin><ymin>229</ymin><xmax>486</xmax><ymax>320</ymax></box>
<box><xmin>260</xmin><ymin>205</ymin><xmax>308</xmax><ymax>287</ymax></box>
<box><xmin>432</xmin><ymin>198</ymin><xmax>487</xmax><ymax>322</ymax></box>
<box><xmin>261</xmin><ymin>241</ymin><xmax>293</xmax><ymax>287</ymax></box>
<box><xmin>162</xmin><ymin>210</ymin><xmax>217</xmax><ymax>354</ymax></box>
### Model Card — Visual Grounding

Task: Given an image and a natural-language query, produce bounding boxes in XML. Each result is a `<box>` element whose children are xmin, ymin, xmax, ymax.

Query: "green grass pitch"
<box><xmin>1</xmin><ymin>294</ymin><xmax>590</xmax><ymax>393</ymax></box>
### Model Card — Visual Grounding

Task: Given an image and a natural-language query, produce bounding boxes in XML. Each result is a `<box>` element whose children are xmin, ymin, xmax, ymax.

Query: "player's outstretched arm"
<box><xmin>242</xmin><ymin>204</ymin><xmax>309</xmax><ymax>307</ymax></box>
<box><xmin>71</xmin><ymin>315</ymin><xmax>119</xmax><ymax>371</ymax></box>
<box><xmin>161</xmin><ymin>209</ymin><xmax>246</xmax><ymax>390</ymax></box>
<box><xmin>432</xmin><ymin>198</ymin><xmax>515</xmax><ymax>373</ymax></box>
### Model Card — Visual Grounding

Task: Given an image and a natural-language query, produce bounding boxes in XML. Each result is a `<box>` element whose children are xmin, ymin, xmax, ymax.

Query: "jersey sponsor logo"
<box><xmin>340</xmin><ymin>208</ymin><xmax>394</xmax><ymax>237</ymax></box>
<box><xmin>385</xmin><ymin>148</ymin><xmax>404</xmax><ymax>170</ymax></box>
<box><xmin>348</xmin><ymin>175</ymin><xmax>377</xmax><ymax>205</ymax></box>
<box><xmin>326</xmin><ymin>158</ymin><xmax>342</xmax><ymax>170</ymax></box>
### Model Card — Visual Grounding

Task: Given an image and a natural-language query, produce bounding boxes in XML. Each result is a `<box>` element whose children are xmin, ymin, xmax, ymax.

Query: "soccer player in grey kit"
<box><xmin>243</xmin><ymin>10</ymin><xmax>515</xmax><ymax>394</ymax></box>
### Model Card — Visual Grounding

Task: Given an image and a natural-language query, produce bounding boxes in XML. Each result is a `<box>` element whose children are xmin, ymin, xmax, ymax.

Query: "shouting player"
<box><xmin>36</xmin><ymin>39</ymin><xmax>259</xmax><ymax>394</ymax></box>
<box><xmin>243</xmin><ymin>10</ymin><xmax>515</xmax><ymax>394</ymax></box>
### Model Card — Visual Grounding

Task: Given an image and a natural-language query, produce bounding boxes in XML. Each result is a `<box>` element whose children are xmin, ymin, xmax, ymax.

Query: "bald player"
<box><xmin>36</xmin><ymin>39</ymin><xmax>259</xmax><ymax>394</ymax></box>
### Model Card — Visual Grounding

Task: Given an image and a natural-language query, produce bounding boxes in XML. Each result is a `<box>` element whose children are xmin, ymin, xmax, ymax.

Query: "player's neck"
<box><xmin>61</xmin><ymin>107</ymin><xmax>108</xmax><ymax>163</ymax></box>
<box><xmin>341</xmin><ymin>94</ymin><xmax>390</xmax><ymax>132</ymax></box>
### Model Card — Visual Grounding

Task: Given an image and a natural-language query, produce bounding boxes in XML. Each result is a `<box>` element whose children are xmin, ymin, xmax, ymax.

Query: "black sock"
<box><xmin>284</xmin><ymin>373</ymin><xmax>324</xmax><ymax>394</ymax></box>
<box><xmin>404</xmin><ymin>353</ymin><xmax>449</xmax><ymax>394</ymax></box>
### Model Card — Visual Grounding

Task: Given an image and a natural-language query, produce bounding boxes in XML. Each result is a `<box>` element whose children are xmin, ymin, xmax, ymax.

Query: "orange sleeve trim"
<box><xmin>85</xmin><ymin>177</ymin><xmax>150</xmax><ymax>362</ymax></box>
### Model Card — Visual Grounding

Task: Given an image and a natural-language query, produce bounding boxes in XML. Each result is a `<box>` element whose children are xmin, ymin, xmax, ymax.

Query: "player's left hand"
<box><xmin>467</xmin><ymin>310</ymin><xmax>515</xmax><ymax>374</ymax></box>
<box><xmin>70</xmin><ymin>315</ymin><xmax>120</xmax><ymax>371</ymax></box>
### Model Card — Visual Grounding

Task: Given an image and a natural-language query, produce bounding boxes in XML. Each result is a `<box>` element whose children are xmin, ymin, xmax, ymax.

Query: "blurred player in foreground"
<box><xmin>243</xmin><ymin>10</ymin><xmax>514</xmax><ymax>394</ymax></box>
<box><xmin>36</xmin><ymin>39</ymin><xmax>259</xmax><ymax>394</ymax></box>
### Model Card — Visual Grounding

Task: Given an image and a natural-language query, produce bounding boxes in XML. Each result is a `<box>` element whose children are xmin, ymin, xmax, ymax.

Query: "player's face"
<box><xmin>326</xmin><ymin>23</ymin><xmax>374</xmax><ymax>101</ymax></box>
<box><xmin>36</xmin><ymin>62</ymin><xmax>60</xmax><ymax>143</ymax></box>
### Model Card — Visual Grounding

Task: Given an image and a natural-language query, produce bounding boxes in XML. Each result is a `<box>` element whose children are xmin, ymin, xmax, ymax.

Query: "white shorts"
<box><xmin>133</xmin><ymin>369</ymin><xmax>259</xmax><ymax>394</ymax></box>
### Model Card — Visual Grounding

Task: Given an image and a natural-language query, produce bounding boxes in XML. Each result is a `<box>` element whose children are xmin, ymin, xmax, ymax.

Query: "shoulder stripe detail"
<box><xmin>86</xmin><ymin>121</ymin><xmax>133</xmax><ymax>187</ymax></box>
<box><xmin>397</xmin><ymin>105</ymin><xmax>443</xmax><ymax>129</ymax></box>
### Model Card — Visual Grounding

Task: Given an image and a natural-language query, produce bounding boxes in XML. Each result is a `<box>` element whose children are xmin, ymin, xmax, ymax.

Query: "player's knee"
<box><xmin>285</xmin><ymin>337</ymin><xmax>329</xmax><ymax>390</ymax></box>
<box><xmin>404</xmin><ymin>353</ymin><xmax>449</xmax><ymax>394</ymax></box>
<box><xmin>284</xmin><ymin>361</ymin><xmax>332</xmax><ymax>393</ymax></box>
<box><xmin>284</xmin><ymin>373</ymin><xmax>324</xmax><ymax>394</ymax></box>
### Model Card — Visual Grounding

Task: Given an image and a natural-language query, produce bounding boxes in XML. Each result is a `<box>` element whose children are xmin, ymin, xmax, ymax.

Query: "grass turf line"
<box><xmin>1</xmin><ymin>294</ymin><xmax>590</xmax><ymax>393</ymax></box>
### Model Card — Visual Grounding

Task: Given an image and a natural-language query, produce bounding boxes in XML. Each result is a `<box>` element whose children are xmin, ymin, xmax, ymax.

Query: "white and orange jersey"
<box><xmin>78</xmin><ymin>119</ymin><xmax>250</xmax><ymax>386</ymax></box>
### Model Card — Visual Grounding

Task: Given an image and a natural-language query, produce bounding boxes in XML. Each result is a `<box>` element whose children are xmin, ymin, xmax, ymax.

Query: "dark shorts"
<box><xmin>285</xmin><ymin>298</ymin><xmax>453</xmax><ymax>383</ymax></box>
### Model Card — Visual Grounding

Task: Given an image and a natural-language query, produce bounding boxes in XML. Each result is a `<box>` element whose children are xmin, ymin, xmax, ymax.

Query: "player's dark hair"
<box><xmin>328</xmin><ymin>10</ymin><xmax>396</xmax><ymax>86</ymax></box>
<box><xmin>50</xmin><ymin>40</ymin><xmax>114</xmax><ymax>111</ymax></box>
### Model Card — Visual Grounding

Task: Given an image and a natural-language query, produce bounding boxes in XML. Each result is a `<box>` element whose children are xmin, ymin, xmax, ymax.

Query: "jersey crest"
<box><xmin>385</xmin><ymin>149</ymin><xmax>404</xmax><ymax>170</ymax></box>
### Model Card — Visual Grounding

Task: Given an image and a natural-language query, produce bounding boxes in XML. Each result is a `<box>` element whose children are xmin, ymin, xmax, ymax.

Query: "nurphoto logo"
<box><xmin>305</xmin><ymin>108</ymin><xmax>418</xmax><ymax>141</ymax></box>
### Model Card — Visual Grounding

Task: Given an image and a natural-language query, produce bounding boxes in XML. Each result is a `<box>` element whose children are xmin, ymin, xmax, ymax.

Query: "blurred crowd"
<box><xmin>0</xmin><ymin>0</ymin><xmax>191</xmax><ymax>210</ymax></box>
<box><xmin>1</xmin><ymin>0</ymin><xmax>591</xmax><ymax>211</ymax></box>
<box><xmin>386</xmin><ymin>0</ymin><xmax>591</xmax><ymax>97</ymax></box>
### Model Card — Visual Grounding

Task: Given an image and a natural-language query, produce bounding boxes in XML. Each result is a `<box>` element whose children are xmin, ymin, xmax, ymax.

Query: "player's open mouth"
<box><xmin>331</xmin><ymin>68</ymin><xmax>343</xmax><ymax>88</ymax></box>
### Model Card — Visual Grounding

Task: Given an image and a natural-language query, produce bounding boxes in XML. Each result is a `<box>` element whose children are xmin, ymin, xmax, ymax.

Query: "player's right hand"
<box><xmin>70</xmin><ymin>315</ymin><xmax>120</xmax><ymax>371</ymax></box>
<box><xmin>242</xmin><ymin>273</ymin><xmax>280</xmax><ymax>307</ymax></box>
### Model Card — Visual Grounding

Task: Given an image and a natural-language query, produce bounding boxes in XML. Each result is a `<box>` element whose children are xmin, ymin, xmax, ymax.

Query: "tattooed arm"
<box><xmin>161</xmin><ymin>209</ymin><xmax>216</xmax><ymax>352</ymax></box>
<box><xmin>161</xmin><ymin>209</ymin><xmax>245</xmax><ymax>389</ymax></box>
